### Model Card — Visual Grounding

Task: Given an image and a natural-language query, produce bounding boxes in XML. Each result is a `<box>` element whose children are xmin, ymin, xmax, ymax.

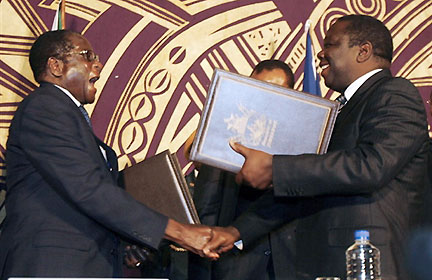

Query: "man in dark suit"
<box><xmin>189</xmin><ymin>60</ymin><xmax>296</xmax><ymax>280</ymax></box>
<box><xmin>0</xmin><ymin>30</ymin><xmax>218</xmax><ymax>279</ymax></box>
<box><xmin>428</xmin><ymin>91</ymin><xmax>432</xmax><ymax>201</ymax></box>
<box><xmin>405</xmin><ymin>90</ymin><xmax>432</xmax><ymax>280</ymax></box>
<box><xmin>204</xmin><ymin>15</ymin><xmax>430</xmax><ymax>280</ymax></box>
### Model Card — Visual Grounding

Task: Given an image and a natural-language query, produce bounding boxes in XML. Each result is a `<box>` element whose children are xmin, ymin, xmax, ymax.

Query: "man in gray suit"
<box><xmin>204</xmin><ymin>15</ymin><xmax>430</xmax><ymax>280</ymax></box>
<box><xmin>0</xmin><ymin>30</ymin><xmax>217</xmax><ymax>279</ymax></box>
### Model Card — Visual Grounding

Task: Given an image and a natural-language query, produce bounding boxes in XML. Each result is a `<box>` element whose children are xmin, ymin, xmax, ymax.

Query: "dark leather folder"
<box><xmin>190</xmin><ymin>69</ymin><xmax>339</xmax><ymax>173</ymax></box>
<box><xmin>121</xmin><ymin>150</ymin><xmax>200</xmax><ymax>224</ymax></box>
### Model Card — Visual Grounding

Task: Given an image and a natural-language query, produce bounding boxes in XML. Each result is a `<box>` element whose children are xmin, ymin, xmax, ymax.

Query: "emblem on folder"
<box><xmin>224</xmin><ymin>104</ymin><xmax>277</xmax><ymax>148</ymax></box>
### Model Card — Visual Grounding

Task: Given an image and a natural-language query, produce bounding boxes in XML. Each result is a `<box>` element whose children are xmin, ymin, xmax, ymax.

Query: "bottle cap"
<box><xmin>354</xmin><ymin>230</ymin><xmax>370</xmax><ymax>240</ymax></box>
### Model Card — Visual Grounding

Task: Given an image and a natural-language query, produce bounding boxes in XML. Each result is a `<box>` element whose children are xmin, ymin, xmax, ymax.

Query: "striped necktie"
<box><xmin>79</xmin><ymin>105</ymin><xmax>112</xmax><ymax>170</ymax></box>
<box><xmin>336</xmin><ymin>94</ymin><xmax>347</xmax><ymax>106</ymax></box>
<box><xmin>78</xmin><ymin>105</ymin><xmax>92</xmax><ymax>128</ymax></box>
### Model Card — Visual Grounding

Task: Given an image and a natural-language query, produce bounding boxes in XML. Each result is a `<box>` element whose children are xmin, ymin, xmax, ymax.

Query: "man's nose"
<box><xmin>93</xmin><ymin>60</ymin><xmax>103</xmax><ymax>72</ymax></box>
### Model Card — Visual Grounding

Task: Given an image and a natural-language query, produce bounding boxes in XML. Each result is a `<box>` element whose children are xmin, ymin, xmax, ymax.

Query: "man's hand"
<box><xmin>230</xmin><ymin>141</ymin><xmax>273</xmax><ymax>189</ymax></box>
<box><xmin>203</xmin><ymin>226</ymin><xmax>240</xmax><ymax>255</ymax></box>
<box><xmin>123</xmin><ymin>244</ymin><xmax>155</xmax><ymax>268</ymax></box>
<box><xmin>164</xmin><ymin>219</ymin><xmax>219</xmax><ymax>259</ymax></box>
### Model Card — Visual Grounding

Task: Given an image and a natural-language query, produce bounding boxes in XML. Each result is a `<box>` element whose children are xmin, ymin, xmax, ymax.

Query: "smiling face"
<box><xmin>59</xmin><ymin>34</ymin><xmax>102</xmax><ymax>104</ymax></box>
<box><xmin>318</xmin><ymin>20</ymin><xmax>360</xmax><ymax>93</ymax></box>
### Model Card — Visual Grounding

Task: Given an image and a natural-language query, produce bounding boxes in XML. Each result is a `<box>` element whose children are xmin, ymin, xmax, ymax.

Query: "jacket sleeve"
<box><xmin>231</xmin><ymin>190</ymin><xmax>301</xmax><ymax>247</ymax></box>
<box><xmin>17</xmin><ymin>93</ymin><xmax>168</xmax><ymax>249</ymax></box>
<box><xmin>272</xmin><ymin>78</ymin><xmax>429</xmax><ymax>197</ymax></box>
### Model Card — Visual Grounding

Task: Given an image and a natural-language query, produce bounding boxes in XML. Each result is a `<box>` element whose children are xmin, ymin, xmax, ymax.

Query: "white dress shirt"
<box><xmin>54</xmin><ymin>84</ymin><xmax>108</xmax><ymax>162</ymax></box>
<box><xmin>344</xmin><ymin>69</ymin><xmax>382</xmax><ymax>102</ymax></box>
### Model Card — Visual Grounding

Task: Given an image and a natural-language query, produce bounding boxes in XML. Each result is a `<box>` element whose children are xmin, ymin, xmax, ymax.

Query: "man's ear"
<box><xmin>47</xmin><ymin>57</ymin><xmax>64</xmax><ymax>78</ymax></box>
<box><xmin>357</xmin><ymin>41</ymin><xmax>373</xmax><ymax>63</ymax></box>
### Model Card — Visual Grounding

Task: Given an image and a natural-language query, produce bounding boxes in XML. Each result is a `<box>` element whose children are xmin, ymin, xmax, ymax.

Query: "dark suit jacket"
<box><xmin>419</xmin><ymin>138</ymin><xmax>432</xmax><ymax>225</ymax></box>
<box><xmin>189</xmin><ymin>165</ymin><xmax>296</xmax><ymax>280</ymax></box>
<box><xmin>232</xmin><ymin>69</ymin><xmax>430</xmax><ymax>280</ymax></box>
<box><xmin>406</xmin><ymin>140</ymin><xmax>432</xmax><ymax>280</ymax></box>
<box><xmin>0</xmin><ymin>82</ymin><xmax>168</xmax><ymax>279</ymax></box>
<box><xmin>406</xmin><ymin>226</ymin><xmax>432</xmax><ymax>280</ymax></box>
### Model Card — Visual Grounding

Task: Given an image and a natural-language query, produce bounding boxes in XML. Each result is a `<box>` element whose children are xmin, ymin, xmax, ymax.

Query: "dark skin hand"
<box><xmin>124</xmin><ymin>245</ymin><xmax>155</xmax><ymax>268</ymax></box>
<box><xmin>229</xmin><ymin>141</ymin><xmax>273</xmax><ymax>190</ymax></box>
<box><xmin>203</xmin><ymin>226</ymin><xmax>241</xmax><ymax>255</ymax></box>
<box><xmin>125</xmin><ymin>140</ymin><xmax>273</xmax><ymax>264</ymax></box>
<box><xmin>125</xmin><ymin>220</ymin><xmax>222</xmax><ymax>267</ymax></box>
<box><xmin>164</xmin><ymin>219</ymin><xmax>220</xmax><ymax>259</ymax></box>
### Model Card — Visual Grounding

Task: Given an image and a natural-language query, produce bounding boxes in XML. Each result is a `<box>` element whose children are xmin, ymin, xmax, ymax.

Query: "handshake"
<box><xmin>125</xmin><ymin>142</ymin><xmax>273</xmax><ymax>266</ymax></box>
<box><xmin>161</xmin><ymin>143</ymin><xmax>271</xmax><ymax>258</ymax></box>
<box><xmin>163</xmin><ymin>220</ymin><xmax>241</xmax><ymax>259</ymax></box>
<box><xmin>162</xmin><ymin>142</ymin><xmax>272</xmax><ymax>259</ymax></box>
<box><xmin>125</xmin><ymin>221</ymin><xmax>241</xmax><ymax>267</ymax></box>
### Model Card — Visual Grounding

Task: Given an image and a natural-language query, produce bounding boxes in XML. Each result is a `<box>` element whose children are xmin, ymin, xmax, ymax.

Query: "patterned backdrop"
<box><xmin>1</xmin><ymin>0</ymin><xmax>432</xmax><ymax>191</ymax></box>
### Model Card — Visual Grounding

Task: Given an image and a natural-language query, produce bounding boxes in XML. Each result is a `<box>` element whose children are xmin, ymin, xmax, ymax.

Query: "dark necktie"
<box><xmin>78</xmin><ymin>105</ymin><xmax>92</xmax><ymax>128</ymax></box>
<box><xmin>336</xmin><ymin>94</ymin><xmax>347</xmax><ymax>106</ymax></box>
<box><xmin>79</xmin><ymin>105</ymin><xmax>112</xmax><ymax>171</ymax></box>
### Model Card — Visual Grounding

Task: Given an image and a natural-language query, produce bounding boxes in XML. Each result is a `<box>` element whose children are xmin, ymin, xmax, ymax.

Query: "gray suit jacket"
<box><xmin>0</xmin><ymin>82</ymin><xmax>168</xmax><ymax>279</ymax></box>
<box><xmin>232</xmin><ymin>69</ymin><xmax>430</xmax><ymax>280</ymax></box>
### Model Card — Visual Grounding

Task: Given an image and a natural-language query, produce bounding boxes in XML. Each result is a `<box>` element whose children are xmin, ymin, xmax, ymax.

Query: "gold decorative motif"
<box><xmin>243</xmin><ymin>21</ymin><xmax>291</xmax><ymax>60</ymax></box>
<box><xmin>0</xmin><ymin>0</ymin><xmax>431</xmax><ymax>188</ymax></box>
<box><xmin>224</xmin><ymin>104</ymin><xmax>277</xmax><ymax>148</ymax></box>
<box><xmin>346</xmin><ymin>0</ymin><xmax>386</xmax><ymax>19</ymax></box>
<box><xmin>397</xmin><ymin>42</ymin><xmax>432</xmax><ymax>87</ymax></box>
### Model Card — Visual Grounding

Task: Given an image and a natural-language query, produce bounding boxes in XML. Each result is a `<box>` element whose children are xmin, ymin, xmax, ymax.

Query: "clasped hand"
<box><xmin>168</xmin><ymin>142</ymin><xmax>271</xmax><ymax>258</ymax></box>
<box><xmin>172</xmin><ymin>224</ymin><xmax>241</xmax><ymax>259</ymax></box>
<box><xmin>229</xmin><ymin>140</ymin><xmax>273</xmax><ymax>190</ymax></box>
<box><xmin>126</xmin><ymin>224</ymin><xmax>240</xmax><ymax>267</ymax></box>
<box><xmin>160</xmin><ymin>219</ymin><xmax>240</xmax><ymax>260</ymax></box>
<box><xmin>176</xmin><ymin>142</ymin><xmax>272</xmax><ymax>258</ymax></box>
<box><xmin>125</xmin><ymin>141</ymin><xmax>271</xmax><ymax>266</ymax></box>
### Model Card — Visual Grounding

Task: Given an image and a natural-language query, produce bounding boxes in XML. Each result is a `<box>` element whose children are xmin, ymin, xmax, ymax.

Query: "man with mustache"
<box><xmin>0</xmin><ymin>30</ymin><xmax>217</xmax><ymax>279</ymax></box>
<box><xmin>204</xmin><ymin>15</ymin><xmax>430</xmax><ymax>280</ymax></box>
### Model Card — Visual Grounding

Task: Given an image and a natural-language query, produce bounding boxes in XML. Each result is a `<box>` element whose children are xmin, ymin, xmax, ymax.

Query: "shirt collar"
<box><xmin>54</xmin><ymin>84</ymin><xmax>81</xmax><ymax>107</ymax></box>
<box><xmin>344</xmin><ymin>69</ymin><xmax>382</xmax><ymax>101</ymax></box>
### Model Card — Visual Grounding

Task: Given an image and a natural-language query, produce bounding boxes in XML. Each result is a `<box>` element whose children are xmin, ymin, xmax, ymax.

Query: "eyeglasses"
<box><xmin>69</xmin><ymin>50</ymin><xmax>99</xmax><ymax>62</ymax></box>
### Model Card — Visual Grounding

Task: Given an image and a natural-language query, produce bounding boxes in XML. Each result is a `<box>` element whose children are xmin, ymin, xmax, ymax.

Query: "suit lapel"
<box><xmin>94</xmin><ymin>137</ymin><xmax>118</xmax><ymax>171</ymax></box>
<box><xmin>62</xmin><ymin>95</ymin><xmax>119</xmax><ymax>177</ymax></box>
<box><xmin>336</xmin><ymin>69</ymin><xmax>393</xmax><ymax>124</ymax></box>
<box><xmin>42</xmin><ymin>83</ymin><xmax>119</xmax><ymax>181</ymax></box>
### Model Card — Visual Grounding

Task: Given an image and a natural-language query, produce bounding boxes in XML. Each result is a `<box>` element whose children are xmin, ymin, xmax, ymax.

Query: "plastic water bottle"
<box><xmin>346</xmin><ymin>230</ymin><xmax>381</xmax><ymax>280</ymax></box>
